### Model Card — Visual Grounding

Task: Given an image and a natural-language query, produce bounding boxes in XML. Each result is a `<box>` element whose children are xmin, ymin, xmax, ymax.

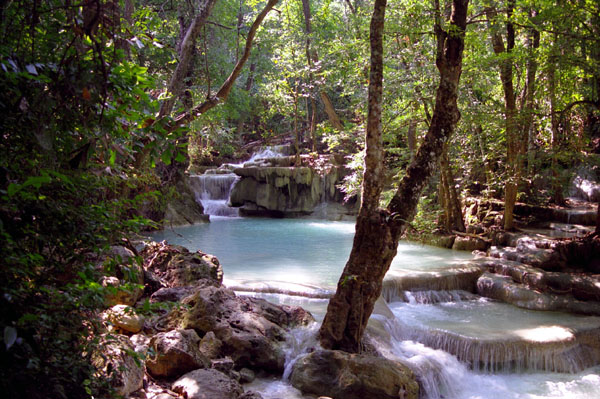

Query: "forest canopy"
<box><xmin>1</xmin><ymin>0</ymin><xmax>599</xmax><ymax>397</ymax></box>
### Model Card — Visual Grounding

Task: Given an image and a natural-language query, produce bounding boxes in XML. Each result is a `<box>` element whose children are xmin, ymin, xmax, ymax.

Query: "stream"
<box><xmin>152</xmin><ymin>217</ymin><xmax>600</xmax><ymax>398</ymax></box>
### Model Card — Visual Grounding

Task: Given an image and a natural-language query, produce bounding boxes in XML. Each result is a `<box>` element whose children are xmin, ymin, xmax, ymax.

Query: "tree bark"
<box><xmin>440</xmin><ymin>144</ymin><xmax>465</xmax><ymax>232</ymax></box>
<box><xmin>301</xmin><ymin>0</ymin><xmax>344</xmax><ymax>131</ymax></box>
<box><xmin>319</xmin><ymin>0</ymin><xmax>469</xmax><ymax>352</ymax></box>
<box><xmin>521</xmin><ymin>13</ymin><xmax>539</xmax><ymax>175</ymax></box>
<box><xmin>172</xmin><ymin>0</ymin><xmax>279</xmax><ymax>129</ymax></box>
<box><xmin>487</xmin><ymin>3</ymin><xmax>518</xmax><ymax>230</ymax></box>
<box><xmin>596</xmin><ymin>199</ymin><xmax>600</xmax><ymax>235</ymax></box>
<box><xmin>407</xmin><ymin>118</ymin><xmax>417</xmax><ymax>162</ymax></box>
<box><xmin>548</xmin><ymin>38</ymin><xmax>564</xmax><ymax>205</ymax></box>
<box><xmin>158</xmin><ymin>0</ymin><xmax>218</xmax><ymax>119</ymax></box>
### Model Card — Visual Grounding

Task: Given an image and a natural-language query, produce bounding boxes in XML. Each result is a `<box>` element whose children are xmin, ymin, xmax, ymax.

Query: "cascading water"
<box><xmin>152</xmin><ymin>218</ymin><xmax>600</xmax><ymax>399</ymax></box>
<box><xmin>188</xmin><ymin>173</ymin><xmax>239</xmax><ymax>216</ymax></box>
<box><xmin>189</xmin><ymin>146</ymin><xmax>289</xmax><ymax>217</ymax></box>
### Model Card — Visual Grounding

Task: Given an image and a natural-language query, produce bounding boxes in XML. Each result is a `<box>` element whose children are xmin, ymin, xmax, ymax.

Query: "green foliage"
<box><xmin>0</xmin><ymin>169</ymin><xmax>159</xmax><ymax>398</ymax></box>
<box><xmin>0</xmin><ymin>0</ymin><xmax>168</xmax><ymax>397</ymax></box>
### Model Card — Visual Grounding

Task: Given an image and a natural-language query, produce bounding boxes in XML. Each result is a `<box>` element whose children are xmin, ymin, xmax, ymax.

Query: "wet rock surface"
<box><xmin>172</xmin><ymin>369</ymin><xmax>244</xmax><ymax>399</ymax></box>
<box><xmin>91</xmin><ymin>241</ymin><xmax>316</xmax><ymax>399</ymax></box>
<box><xmin>290</xmin><ymin>349</ymin><xmax>419</xmax><ymax>399</ymax></box>
<box><xmin>146</xmin><ymin>329</ymin><xmax>210</xmax><ymax>378</ymax></box>
<box><xmin>228</xmin><ymin>155</ymin><xmax>357</xmax><ymax>219</ymax></box>
<box><xmin>173</xmin><ymin>285</ymin><xmax>314</xmax><ymax>372</ymax></box>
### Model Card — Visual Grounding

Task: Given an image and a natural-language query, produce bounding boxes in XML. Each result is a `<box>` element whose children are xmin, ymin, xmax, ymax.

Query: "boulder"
<box><xmin>101</xmin><ymin>276</ymin><xmax>143</xmax><ymax>307</ymax></box>
<box><xmin>142</xmin><ymin>242</ymin><xmax>223</xmax><ymax>288</ymax></box>
<box><xmin>172</xmin><ymin>369</ymin><xmax>243</xmax><ymax>399</ymax></box>
<box><xmin>130</xmin><ymin>333</ymin><xmax>150</xmax><ymax>356</ymax></box>
<box><xmin>418</xmin><ymin>233</ymin><xmax>455</xmax><ymax>249</ymax></box>
<box><xmin>212</xmin><ymin>357</ymin><xmax>235</xmax><ymax>374</ymax></box>
<box><xmin>290</xmin><ymin>349</ymin><xmax>419</xmax><ymax>399</ymax></box>
<box><xmin>239</xmin><ymin>391</ymin><xmax>263</xmax><ymax>399</ymax></box>
<box><xmin>150</xmin><ymin>286</ymin><xmax>200</xmax><ymax>303</ymax></box>
<box><xmin>476</xmin><ymin>272</ymin><xmax>600</xmax><ymax>315</ymax></box>
<box><xmin>199</xmin><ymin>331</ymin><xmax>223</xmax><ymax>359</ymax></box>
<box><xmin>92</xmin><ymin>334</ymin><xmax>144</xmax><ymax>397</ymax></box>
<box><xmin>229</xmin><ymin>163</ymin><xmax>355</xmax><ymax>218</ymax></box>
<box><xmin>238</xmin><ymin>368</ymin><xmax>255</xmax><ymax>383</ymax></box>
<box><xmin>146</xmin><ymin>329</ymin><xmax>210</xmax><ymax>378</ymax></box>
<box><xmin>163</xmin><ymin>177</ymin><xmax>209</xmax><ymax>226</ymax></box>
<box><xmin>174</xmin><ymin>285</ymin><xmax>314</xmax><ymax>372</ymax></box>
<box><xmin>452</xmin><ymin>236</ymin><xmax>490</xmax><ymax>252</ymax></box>
<box><xmin>102</xmin><ymin>304</ymin><xmax>145</xmax><ymax>333</ymax></box>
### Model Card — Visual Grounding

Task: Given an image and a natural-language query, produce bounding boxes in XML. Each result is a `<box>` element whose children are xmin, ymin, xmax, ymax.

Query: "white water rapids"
<box><xmin>152</xmin><ymin>217</ymin><xmax>600</xmax><ymax>398</ymax></box>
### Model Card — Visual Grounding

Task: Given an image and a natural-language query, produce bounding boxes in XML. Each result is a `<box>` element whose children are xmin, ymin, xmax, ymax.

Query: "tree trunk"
<box><xmin>548</xmin><ymin>37</ymin><xmax>565</xmax><ymax>205</ymax></box>
<box><xmin>293</xmin><ymin>81</ymin><xmax>300</xmax><ymax>163</ymax></box>
<box><xmin>440</xmin><ymin>144</ymin><xmax>465</xmax><ymax>232</ymax></box>
<box><xmin>596</xmin><ymin>199</ymin><xmax>600</xmax><ymax>235</ymax></box>
<box><xmin>521</xmin><ymin>14</ymin><xmax>539</xmax><ymax>176</ymax></box>
<box><xmin>319</xmin><ymin>0</ymin><xmax>469</xmax><ymax>352</ymax></box>
<box><xmin>487</xmin><ymin>3</ymin><xmax>518</xmax><ymax>230</ymax></box>
<box><xmin>407</xmin><ymin>118</ymin><xmax>417</xmax><ymax>162</ymax></box>
<box><xmin>301</xmin><ymin>0</ymin><xmax>344</xmax><ymax>132</ymax></box>
<box><xmin>158</xmin><ymin>0</ymin><xmax>218</xmax><ymax>119</ymax></box>
<box><xmin>476</xmin><ymin>125</ymin><xmax>493</xmax><ymax>188</ymax></box>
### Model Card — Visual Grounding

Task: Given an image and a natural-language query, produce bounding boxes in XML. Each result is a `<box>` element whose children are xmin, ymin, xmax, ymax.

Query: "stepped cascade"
<box><xmin>188</xmin><ymin>146</ymin><xmax>289</xmax><ymax>217</ymax></box>
<box><xmin>153</xmin><ymin>218</ymin><xmax>600</xmax><ymax>399</ymax></box>
<box><xmin>188</xmin><ymin>173</ymin><xmax>240</xmax><ymax>217</ymax></box>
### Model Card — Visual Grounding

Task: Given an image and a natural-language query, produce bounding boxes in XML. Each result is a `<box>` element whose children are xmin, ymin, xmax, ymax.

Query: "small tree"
<box><xmin>319</xmin><ymin>0</ymin><xmax>470</xmax><ymax>352</ymax></box>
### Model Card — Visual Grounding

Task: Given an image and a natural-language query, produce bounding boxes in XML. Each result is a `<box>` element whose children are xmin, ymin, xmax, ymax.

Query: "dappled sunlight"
<box><xmin>307</xmin><ymin>221</ymin><xmax>355</xmax><ymax>234</ymax></box>
<box><xmin>513</xmin><ymin>326</ymin><xmax>575</xmax><ymax>343</ymax></box>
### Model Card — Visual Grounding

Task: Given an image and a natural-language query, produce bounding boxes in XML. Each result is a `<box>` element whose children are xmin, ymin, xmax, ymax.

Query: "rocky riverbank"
<box><xmin>96</xmin><ymin>242</ymin><xmax>314</xmax><ymax>398</ymax></box>
<box><xmin>96</xmin><ymin>241</ymin><xmax>418</xmax><ymax>399</ymax></box>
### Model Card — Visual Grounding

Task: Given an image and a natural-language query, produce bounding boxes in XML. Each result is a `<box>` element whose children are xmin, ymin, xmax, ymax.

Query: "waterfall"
<box><xmin>189</xmin><ymin>145</ymin><xmax>289</xmax><ymax>217</ymax></box>
<box><xmin>188</xmin><ymin>173</ymin><xmax>239</xmax><ymax>216</ymax></box>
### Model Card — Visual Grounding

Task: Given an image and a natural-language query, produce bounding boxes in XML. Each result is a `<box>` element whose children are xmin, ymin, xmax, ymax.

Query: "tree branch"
<box><xmin>171</xmin><ymin>0</ymin><xmax>279</xmax><ymax>130</ymax></box>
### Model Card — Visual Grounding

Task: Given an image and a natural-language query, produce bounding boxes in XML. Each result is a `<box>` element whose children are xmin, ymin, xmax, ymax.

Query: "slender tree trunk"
<box><xmin>301</xmin><ymin>0</ymin><xmax>344</xmax><ymax>131</ymax></box>
<box><xmin>293</xmin><ymin>81</ymin><xmax>300</xmax><ymax>163</ymax></box>
<box><xmin>158</xmin><ymin>0</ymin><xmax>218</xmax><ymax>119</ymax></box>
<box><xmin>440</xmin><ymin>144</ymin><xmax>465</xmax><ymax>231</ymax></box>
<box><xmin>487</xmin><ymin>3</ymin><xmax>518</xmax><ymax>230</ymax></box>
<box><xmin>319</xmin><ymin>0</ymin><xmax>469</xmax><ymax>352</ymax></box>
<box><xmin>476</xmin><ymin>125</ymin><xmax>493</xmax><ymax>188</ymax></box>
<box><xmin>310</xmin><ymin>97</ymin><xmax>317</xmax><ymax>152</ymax></box>
<box><xmin>548</xmin><ymin>38</ymin><xmax>565</xmax><ymax>205</ymax></box>
<box><xmin>521</xmin><ymin>13</ymin><xmax>539</xmax><ymax>176</ymax></box>
<box><xmin>439</xmin><ymin>169</ymin><xmax>450</xmax><ymax>230</ymax></box>
<box><xmin>236</xmin><ymin>61</ymin><xmax>257</xmax><ymax>136</ymax></box>
<box><xmin>407</xmin><ymin>118</ymin><xmax>417</xmax><ymax>162</ymax></box>
<box><xmin>596</xmin><ymin>199</ymin><xmax>600</xmax><ymax>235</ymax></box>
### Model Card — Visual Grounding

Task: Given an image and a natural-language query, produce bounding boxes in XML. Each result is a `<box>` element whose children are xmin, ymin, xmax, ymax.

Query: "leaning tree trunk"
<box><xmin>158</xmin><ymin>0</ymin><xmax>218</xmax><ymax>119</ymax></box>
<box><xmin>319</xmin><ymin>0</ymin><xmax>469</xmax><ymax>352</ymax></box>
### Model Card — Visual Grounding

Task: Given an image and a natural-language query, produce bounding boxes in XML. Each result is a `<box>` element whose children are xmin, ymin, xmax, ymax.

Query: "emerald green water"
<box><xmin>152</xmin><ymin>217</ymin><xmax>472</xmax><ymax>291</ymax></box>
<box><xmin>151</xmin><ymin>217</ymin><xmax>600</xmax><ymax>399</ymax></box>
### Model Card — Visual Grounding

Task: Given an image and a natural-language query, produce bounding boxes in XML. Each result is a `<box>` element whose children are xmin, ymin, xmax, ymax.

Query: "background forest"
<box><xmin>1</xmin><ymin>0</ymin><xmax>599</xmax><ymax>397</ymax></box>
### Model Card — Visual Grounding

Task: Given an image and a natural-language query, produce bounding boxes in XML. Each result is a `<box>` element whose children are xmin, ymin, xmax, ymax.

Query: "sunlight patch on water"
<box><xmin>307</xmin><ymin>221</ymin><xmax>356</xmax><ymax>234</ymax></box>
<box><xmin>514</xmin><ymin>326</ymin><xmax>575</xmax><ymax>343</ymax></box>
